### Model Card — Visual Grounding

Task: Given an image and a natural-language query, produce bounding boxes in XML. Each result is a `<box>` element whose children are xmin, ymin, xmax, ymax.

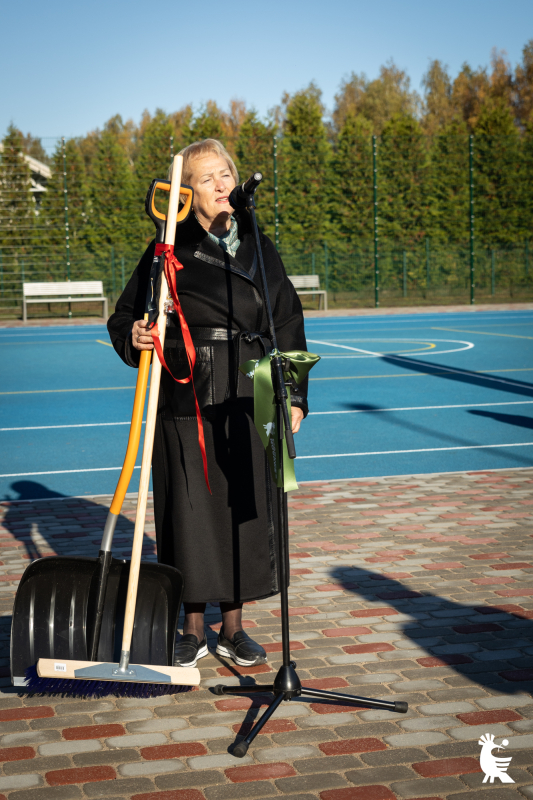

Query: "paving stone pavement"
<box><xmin>0</xmin><ymin>468</ymin><xmax>532</xmax><ymax>799</ymax></box>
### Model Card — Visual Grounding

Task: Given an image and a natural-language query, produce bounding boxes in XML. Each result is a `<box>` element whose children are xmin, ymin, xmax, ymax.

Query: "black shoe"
<box><xmin>216</xmin><ymin>628</ymin><xmax>267</xmax><ymax>666</ymax></box>
<box><xmin>174</xmin><ymin>634</ymin><xmax>208</xmax><ymax>667</ymax></box>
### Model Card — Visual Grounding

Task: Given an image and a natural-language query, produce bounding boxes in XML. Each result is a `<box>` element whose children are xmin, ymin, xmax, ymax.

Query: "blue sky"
<box><xmin>1</xmin><ymin>0</ymin><xmax>531</xmax><ymax>145</ymax></box>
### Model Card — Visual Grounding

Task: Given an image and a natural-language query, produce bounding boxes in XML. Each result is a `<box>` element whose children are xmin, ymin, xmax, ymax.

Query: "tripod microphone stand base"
<box><xmin>213</xmin><ymin>662</ymin><xmax>407</xmax><ymax>758</ymax></box>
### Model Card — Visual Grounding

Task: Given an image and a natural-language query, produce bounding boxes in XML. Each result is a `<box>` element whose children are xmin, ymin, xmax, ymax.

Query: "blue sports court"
<box><xmin>1</xmin><ymin>308</ymin><xmax>532</xmax><ymax>500</ymax></box>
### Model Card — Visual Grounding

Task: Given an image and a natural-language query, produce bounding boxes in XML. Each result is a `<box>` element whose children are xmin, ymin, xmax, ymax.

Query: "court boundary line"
<box><xmin>3</xmin><ymin>441</ymin><xmax>532</xmax><ymax>478</ymax></box>
<box><xmin>3</xmin><ymin>400</ymin><xmax>532</xmax><ymax>431</ymax></box>
<box><xmin>309</xmin><ymin>400</ymin><xmax>533</xmax><ymax>416</ymax></box>
<box><xmin>297</xmin><ymin>442</ymin><xmax>533</xmax><ymax>460</ymax></box>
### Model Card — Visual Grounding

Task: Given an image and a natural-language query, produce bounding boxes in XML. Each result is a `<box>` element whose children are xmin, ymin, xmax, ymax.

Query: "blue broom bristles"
<box><xmin>23</xmin><ymin>664</ymin><xmax>192</xmax><ymax>699</ymax></box>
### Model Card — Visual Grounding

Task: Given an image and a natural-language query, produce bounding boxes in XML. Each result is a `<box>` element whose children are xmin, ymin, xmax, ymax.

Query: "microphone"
<box><xmin>229</xmin><ymin>172</ymin><xmax>263</xmax><ymax>209</ymax></box>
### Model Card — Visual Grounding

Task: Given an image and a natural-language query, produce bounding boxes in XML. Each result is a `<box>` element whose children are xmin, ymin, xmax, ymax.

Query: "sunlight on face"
<box><xmin>189</xmin><ymin>153</ymin><xmax>236</xmax><ymax>234</ymax></box>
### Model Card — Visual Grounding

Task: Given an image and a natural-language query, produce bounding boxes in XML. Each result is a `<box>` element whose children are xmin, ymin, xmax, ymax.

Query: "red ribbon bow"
<box><xmin>150</xmin><ymin>242</ymin><xmax>211</xmax><ymax>492</ymax></box>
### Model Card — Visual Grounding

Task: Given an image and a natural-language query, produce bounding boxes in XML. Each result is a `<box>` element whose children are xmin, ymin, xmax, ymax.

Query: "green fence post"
<box><xmin>491</xmin><ymin>249</ymin><xmax>495</xmax><ymax>295</ymax></box>
<box><xmin>311</xmin><ymin>252</ymin><xmax>315</xmax><ymax>274</ymax></box>
<box><xmin>526</xmin><ymin>240</ymin><xmax>529</xmax><ymax>279</ymax></box>
<box><xmin>62</xmin><ymin>137</ymin><xmax>72</xmax><ymax>317</ymax></box>
<box><xmin>324</xmin><ymin>242</ymin><xmax>329</xmax><ymax>294</ymax></box>
<box><xmin>469</xmin><ymin>134</ymin><xmax>475</xmax><ymax>305</ymax></box>
<box><xmin>426</xmin><ymin>237</ymin><xmax>430</xmax><ymax>289</ymax></box>
<box><xmin>111</xmin><ymin>247</ymin><xmax>116</xmax><ymax>297</ymax></box>
<box><xmin>121</xmin><ymin>256</ymin><xmax>125</xmax><ymax>291</ymax></box>
<box><xmin>0</xmin><ymin>249</ymin><xmax>3</xmax><ymax>294</ymax></box>
<box><xmin>403</xmin><ymin>250</ymin><xmax>407</xmax><ymax>298</ymax></box>
<box><xmin>372</xmin><ymin>135</ymin><xmax>379</xmax><ymax>308</ymax></box>
<box><xmin>273</xmin><ymin>137</ymin><xmax>280</xmax><ymax>250</ymax></box>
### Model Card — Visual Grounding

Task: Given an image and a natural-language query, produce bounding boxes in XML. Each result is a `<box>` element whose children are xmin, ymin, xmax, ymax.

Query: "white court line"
<box><xmin>0</xmin><ymin>466</ymin><xmax>141</xmax><ymax>478</ymax></box>
<box><xmin>0</xmin><ymin>422</ymin><xmax>144</xmax><ymax>432</ymax></box>
<box><xmin>297</xmin><ymin>442</ymin><xmax>533</xmax><ymax>459</ymax></box>
<box><xmin>307</xmin><ymin>338</ymin><xmax>473</xmax><ymax>357</ymax></box>
<box><xmin>309</xmin><ymin>400</ymin><xmax>533</xmax><ymax>415</ymax></box>
<box><xmin>2</xmin><ymin>441</ymin><xmax>532</xmax><ymax>477</ymax></box>
<box><xmin>2</xmin><ymin>400</ymin><xmax>530</xmax><ymax>430</ymax></box>
<box><xmin>306</xmin><ymin>339</ymin><xmax>533</xmax><ymax>392</ymax></box>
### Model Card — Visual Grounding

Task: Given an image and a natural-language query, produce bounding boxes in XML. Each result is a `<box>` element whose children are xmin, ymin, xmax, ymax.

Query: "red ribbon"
<box><xmin>150</xmin><ymin>242</ymin><xmax>211</xmax><ymax>492</ymax></box>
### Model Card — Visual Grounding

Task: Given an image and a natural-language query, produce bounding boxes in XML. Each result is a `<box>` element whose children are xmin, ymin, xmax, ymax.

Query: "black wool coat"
<box><xmin>107</xmin><ymin>210</ymin><xmax>308</xmax><ymax>604</ymax></box>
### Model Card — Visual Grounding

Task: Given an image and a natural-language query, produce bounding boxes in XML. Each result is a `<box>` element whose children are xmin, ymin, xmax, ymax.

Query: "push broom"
<box><xmin>24</xmin><ymin>155</ymin><xmax>200</xmax><ymax>695</ymax></box>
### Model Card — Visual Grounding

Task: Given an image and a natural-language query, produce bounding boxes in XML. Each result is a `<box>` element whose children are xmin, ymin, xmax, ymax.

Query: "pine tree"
<box><xmin>516</xmin><ymin>40</ymin><xmax>533</xmax><ymax>126</ymax></box>
<box><xmin>39</xmin><ymin>139</ymin><xmax>89</xmax><ymax>278</ymax></box>
<box><xmin>278</xmin><ymin>84</ymin><xmax>331</xmax><ymax>248</ymax></box>
<box><xmin>329</xmin><ymin>113</ymin><xmax>373</xmax><ymax>242</ymax></box>
<box><xmin>134</xmin><ymin>110</ymin><xmax>174</xmax><ymax>246</ymax></box>
<box><xmin>521</xmin><ymin>121</ymin><xmax>533</xmax><ymax>237</ymax></box>
<box><xmin>451</xmin><ymin>64</ymin><xmax>490</xmax><ymax>131</ymax></box>
<box><xmin>0</xmin><ymin>126</ymin><xmax>34</xmax><ymax>294</ymax></box>
<box><xmin>87</xmin><ymin>128</ymin><xmax>136</xmax><ymax>265</ymax></box>
<box><xmin>474</xmin><ymin>100</ymin><xmax>521</xmax><ymax>244</ymax></box>
<box><xmin>427</xmin><ymin>119</ymin><xmax>469</xmax><ymax>243</ymax></box>
<box><xmin>422</xmin><ymin>60</ymin><xmax>454</xmax><ymax>135</ymax></box>
<box><xmin>189</xmin><ymin>102</ymin><xmax>227</xmax><ymax>143</ymax></box>
<box><xmin>235</xmin><ymin>111</ymin><xmax>277</xmax><ymax>239</ymax></box>
<box><xmin>377</xmin><ymin>114</ymin><xmax>432</xmax><ymax>252</ymax></box>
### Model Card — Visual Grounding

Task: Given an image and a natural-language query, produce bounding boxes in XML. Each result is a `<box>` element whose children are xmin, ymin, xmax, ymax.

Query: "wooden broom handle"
<box><xmin>121</xmin><ymin>155</ymin><xmax>184</xmax><ymax>657</ymax></box>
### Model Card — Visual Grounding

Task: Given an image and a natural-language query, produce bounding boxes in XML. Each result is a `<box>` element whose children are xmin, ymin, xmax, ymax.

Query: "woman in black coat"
<box><xmin>107</xmin><ymin>139</ymin><xmax>308</xmax><ymax>669</ymax></box>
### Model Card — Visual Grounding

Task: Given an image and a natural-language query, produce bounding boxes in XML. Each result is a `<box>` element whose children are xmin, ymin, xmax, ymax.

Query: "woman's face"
<box><xmin>188</xmin><ymin>153</ymin><xmax>236</xmax><ymax>230</ymax></box>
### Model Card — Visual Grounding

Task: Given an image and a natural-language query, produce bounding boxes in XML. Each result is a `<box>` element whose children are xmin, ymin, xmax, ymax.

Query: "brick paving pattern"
<box><xmin>0</xmin><ymin>468</ymin><xmax>532</xmax><ymax>798</ymax></box>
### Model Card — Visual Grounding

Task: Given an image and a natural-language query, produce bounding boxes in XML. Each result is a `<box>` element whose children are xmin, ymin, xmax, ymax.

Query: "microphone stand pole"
<box><xmin>213</xmin><ymin>179</ymin><xmax>408</xmax><ymax>759</ymax></box>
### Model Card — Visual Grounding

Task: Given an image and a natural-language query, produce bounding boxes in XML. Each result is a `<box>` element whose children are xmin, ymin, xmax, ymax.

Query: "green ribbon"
<box><xmin>240</xmin><ymin>349</ymin><xmax>320</xmax><ymax>492</ymax></box>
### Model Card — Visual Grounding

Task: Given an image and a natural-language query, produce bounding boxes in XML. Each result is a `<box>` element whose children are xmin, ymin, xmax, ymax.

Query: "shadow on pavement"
<box><xmin>330</xmin><ymin>565</ymin><xmax>533</xmax><ymax>696</ymax></box>
<box><xmin>1</xmin><ymin>481</ymin><xmax>156</xmax><ymax>561</ymax></box>
<box><xmin>468</xmin><ymin>409</ymin><xmax>533</xmax><ymax>430</ymax></box>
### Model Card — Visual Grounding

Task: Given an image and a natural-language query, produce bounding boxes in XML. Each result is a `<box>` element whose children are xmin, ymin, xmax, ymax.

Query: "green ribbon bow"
<box><xmin>240</xmin><ymin>349</ymin><xmax>320</xmax><ymax>492</ymax></box>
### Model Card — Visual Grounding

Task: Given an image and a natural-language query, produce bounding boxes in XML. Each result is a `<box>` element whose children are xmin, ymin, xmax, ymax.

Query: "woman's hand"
<box><xmin>291</xmin><ymin>406</ymin><xmax>304</xmax><ymax>433</ymax></box>
<box><xmin>131</xmin><ymin>319</ymin><xmax>154</xmax><ymax>351</ymax></box>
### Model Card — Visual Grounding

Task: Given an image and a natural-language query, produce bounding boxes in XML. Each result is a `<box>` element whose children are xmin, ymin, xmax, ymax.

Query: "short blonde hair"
<box><xmin>173</xmin><ymin>138</ymin><xmax>239</xmax><ymax>186</ymax></box>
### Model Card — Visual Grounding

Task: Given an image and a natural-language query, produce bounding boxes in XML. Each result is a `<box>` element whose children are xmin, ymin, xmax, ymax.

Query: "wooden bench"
<box><xmin>23</xmin><ymin>281</ymin><xmax>109</xmax><ymax>322</ymax></box>
<box><xmin>288</xmin><ymin>274</ymin><xmax>328</xmax><ymax>310</ymax></box>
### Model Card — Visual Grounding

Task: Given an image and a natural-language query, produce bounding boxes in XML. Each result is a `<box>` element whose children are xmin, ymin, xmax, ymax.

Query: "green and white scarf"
<box><xmin>207</xmin><ymin>216</ymin><xmax>240</xmax><ymax>257</ymax></box>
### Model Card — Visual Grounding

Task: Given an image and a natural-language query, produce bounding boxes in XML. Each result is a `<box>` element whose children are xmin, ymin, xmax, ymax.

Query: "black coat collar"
<box><xmin>176</xmin><ymin>208</ymin><xmax>258</xmax><ymax>284</ymax></box>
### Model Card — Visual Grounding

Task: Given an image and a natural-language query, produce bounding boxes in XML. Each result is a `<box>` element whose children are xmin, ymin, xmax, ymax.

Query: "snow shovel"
<box><xmin>11</xmin><ymin>160</ymin><xmax>196</xmax><ymax>691</ymax></box>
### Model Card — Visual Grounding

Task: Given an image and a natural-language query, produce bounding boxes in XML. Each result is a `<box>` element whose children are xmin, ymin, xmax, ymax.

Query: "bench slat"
<box><xmin>288</xmin><ymin>275</ymin><xmax>321</xmax><ymax>289</ymax></box>
<box><xmin>23</xmin><ymin>281</ymin><xmax>104</xmax><ymax>297</ymax></box>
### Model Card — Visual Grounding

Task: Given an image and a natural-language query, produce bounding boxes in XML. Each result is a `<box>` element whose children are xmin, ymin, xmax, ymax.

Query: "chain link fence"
<box><xmin>0</xmin><ymin>132</ymin><xmax>531</xmax><ymax>318</ymax></box>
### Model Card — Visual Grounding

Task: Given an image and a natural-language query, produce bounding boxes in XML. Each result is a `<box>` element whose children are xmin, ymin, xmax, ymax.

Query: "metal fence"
<box><xmin>0</xmin><ymin>132</ymin><xmax>531</xmax><ymax>316</ymax></box>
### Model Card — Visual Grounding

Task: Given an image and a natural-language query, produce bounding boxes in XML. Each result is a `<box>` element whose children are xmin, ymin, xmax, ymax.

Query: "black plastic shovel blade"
<box><xmin>11</xmin><ymin>556</ymin><xmax>184</xmax><ymax>686</ymax></box>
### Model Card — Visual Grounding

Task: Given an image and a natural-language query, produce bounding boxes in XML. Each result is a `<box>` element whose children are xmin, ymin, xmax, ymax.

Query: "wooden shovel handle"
<box><xmin>121</xmin><ymin>155</ymin><xmax>184</xmax><ymax>657</ymax></box>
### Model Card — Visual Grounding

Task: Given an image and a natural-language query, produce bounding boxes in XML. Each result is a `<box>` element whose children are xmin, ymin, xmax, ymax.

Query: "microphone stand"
<box><xmin>213</xmin><ymin>177</ymin><xmax>408</xmax><ymax>758</ymax></box>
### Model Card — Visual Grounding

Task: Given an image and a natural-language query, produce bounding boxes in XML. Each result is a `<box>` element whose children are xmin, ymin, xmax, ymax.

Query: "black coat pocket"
<box><xmin>161</xmin><ymin>344</ymin><xmax>214</xmax><ymax>418</ymax></box>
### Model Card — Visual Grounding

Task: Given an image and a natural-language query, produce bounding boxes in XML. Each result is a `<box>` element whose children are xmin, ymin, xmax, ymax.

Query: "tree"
<box><xmin>189</xmin><ymin>101</ymin><xmax>227</xmax><ymax>143</ymax></box>
<box><xmin>87</xmin><ymin>128</ymin><xmax>136</xmax><ymax>262</ymax></box>
<box><xmin>278</xmin><ymin>84</ymin><xmax>331</xmax><ymax>248</ymax></box>
<box><xmin>39</xmin><ymin>138</ymin><xmax>89</xmax><ymax>277</ymax></box>
<box><xmin>422</xmin><ymin>60</ymin><xmax>455</xmax><ymax>134</ymax></box>
<box><xmin>427</xmin><ymin>119</ymin><xmax>469</xmax><ymax>243</ymax></box>
<box><xmin>474</xmin><ymin>100</ymin><xmax>522</xmax><ymax>244</ymax></box>
<box><xmin>133</xmin><ymin>110</ymin><xmax>174</xmax><ymax>246</ymax></box>
<box><xmin>333</xmin><ymin>63</ymin><xmax>420</xmax><ymax>134</ymax></box>
<box><xmin>451</xmin><ymin>63</ymin><xmax>490</xmax><ymax>131</ymax></box>
<box><xmin>378</xmin><ymin>114</ymin><xmax>430</xmax><ymax>245</ymax></box>
<box><xmin>234</xmin><ymin>111</ymin><xmax>277</xmax><ymax>239</ymax></box>
<box><xmin>515</xmin><ymin>39</ymin><xmax>533</xmax><ymax>126</ymax></box>
<box><xmin>329</xmin><ymin>113</ymin><xmax>373</xmax><ymax>242</ymax></box>
<box><xmin>0</xmin><ymin>126</ymin><xmax>34</xmax><ymax>291</ymax></box>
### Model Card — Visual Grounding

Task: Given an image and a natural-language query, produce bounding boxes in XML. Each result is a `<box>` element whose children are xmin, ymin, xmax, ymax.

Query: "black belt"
<box><xmin>165</xmin><ymin>327</ymin><xmax>271</xmax><ymax>397</ymax></box>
